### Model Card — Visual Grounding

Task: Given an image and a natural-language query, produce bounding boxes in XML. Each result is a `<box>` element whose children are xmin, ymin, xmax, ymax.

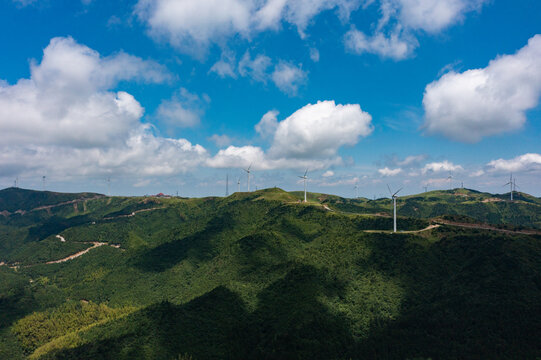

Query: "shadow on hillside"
<box><xmin>36</xmin><ymin>231</ymin><xmax>541</xmax><ymax>360</ymax></box>
<box><xmin>24</xmin><ymin>215</ymin><xmax>91</xmax><ymax>243</ymax></box>
<box><xmin>354</xmin><ymin>232</ymin><xmax>541</xmax><ymax>359</ymax></box>
<box><xmin>134</xmin><ymin>213</ymin><xmax>236</xmax><ymax>272</ymax></box>
<box><xmin>42</xmin><ymin>265</ymin><xmax>355</xmax><ymax>360</ymax></box>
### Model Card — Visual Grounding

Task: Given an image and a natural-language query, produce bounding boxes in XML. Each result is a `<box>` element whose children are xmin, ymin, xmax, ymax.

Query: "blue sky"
<box><xmin>0</xmin><ymin>0</ymin><xmax>540</xmax><ymax>197</ymax></box>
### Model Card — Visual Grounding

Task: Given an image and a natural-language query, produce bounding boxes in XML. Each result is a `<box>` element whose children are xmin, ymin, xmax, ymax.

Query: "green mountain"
<box><xmin>312</xmin><ymin>188</ymin><xmax>541</xmax><ymax>229</ymax></box>
<box><xmin>1</xmin><ymin>187</ymin><xmax>540</xmax><ymax>359</ymax></box>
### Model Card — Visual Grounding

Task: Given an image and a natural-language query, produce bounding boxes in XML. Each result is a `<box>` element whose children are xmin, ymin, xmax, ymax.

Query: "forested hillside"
<box><xmin>1</xmin><ymin>187</ymin><xmax>540</xmax><ymax>359</ymax></box>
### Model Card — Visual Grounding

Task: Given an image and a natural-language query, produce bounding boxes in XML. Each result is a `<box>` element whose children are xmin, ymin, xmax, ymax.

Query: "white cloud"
<box><xmin>397</xmin><ymin>154</ymin><xmax>427</xmax><ymax>166</ymax></box>
<box><xmin>269</xmin><ymin>100</ymin><xmax>373</xmax><ymax>159</ymax></box>
<box><xmin>345</xmin><ymin>25</ymin><xmax>417</xmax><ymax>60</ymax></box>
<box><xmin>0</xmin><ymin>37</ymin><xmax>168</xmax><ymax>148</ymax></box>
<box><xmin>208</xmin><ymin>100</ymin><xmax>373</xmax><ymax>170</ymax></box>
<box><xmin>486</xmin><ymin>153</ymin><xmax>541</xmax><ymax>173</ymax></box>
<box><xmin>211</xmin><ymin>52</ymin><xmax>307</xmax><ymax>95</ymax></box>
<box><xmin>255</xmin><ymin>110</ymin><xmax>279</xmax><ymax>138</ymax></box>
<box><xmin>0</xmin><ymin>37</ymin><xmax>208</xmax><ymax>179</ymax></box>
<box><xmin>422</xmin><ymin>160</ymin><xmax>463</xmax><ymax>174</ymax></box>
<box><xmin>209</xmin><ymin>52</ymin><xmax>237</xmax><ymax>78</ymax></box>
<box><xmin>133</xmin><ymin>179</ymin><xmax>152</xmax><ymax>187</ymax></box>
<box><xmin>345</xmin><ymin>0</ymin><xmax>486</xmax><ymax>60</ymax></box>
<box><xmin>208</xmin><ymin>134</ymin><xmax>234</xmax><ymax>147</ymax></box>
<box><xmin>470</xmin><ymin>169</ymin><xmax>485</xmax><ymax>177</ymax></box>
<box><xmin>206</xmin><ymin>145</ymin><xmax>266</xmax><ymax>169</ymax></box>
<box><xmin>423</xmin><ymin>35</ymin><xmax>541</xmax><ymax>142</ymax></box>
<box><xmin>322</xmin><ymin>170</ymin><xmax>334</xmax><ymax>177</ymax></box>
<box><xmin>398</xmin><ymin>0</ymin><xmax>486</xmax><ymax>33</ymax></box>
<box><xmin>271</xmin><ymin>62</ymin><xmax>307</xmax><ymax>95</ymax></box>
<box><xmin>135</xmin><ymin>0</ymin><xmax>360</xmax><ymax>56</ymax></box>
<box><xmin>155</xmin><ymin>88</ymin><xmax>208</xmax><ymax>129</ymax></box>
<box><xmin>309</xmin><ymin>48</ymin><xmax>320</xmax><ymax>62</ymax></box>
<box><xmin>238</xmin><ymin>51</ymin><xmax>273</xmax><ymax>83</ymax></box>
<box><xmin>319</xmin><ymin>176</ymin><xmax>360</xmax><ymax>186</ymax></box>
<box><xmin>378</xmin><ymin>167</ymin><xmax>402</xmax><ymax>176</ymax></box>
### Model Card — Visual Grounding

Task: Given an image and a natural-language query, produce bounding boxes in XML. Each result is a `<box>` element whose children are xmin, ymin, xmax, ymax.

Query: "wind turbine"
<box><xmin>42</xmin><ymin>176</ymin><xmax>46</xmax><ymax>191</ymax></box>
<box><xmin>354</xmin><ymin>183</ymin><xmax>358</xmax><ymax>199</ymax></box>
<box><xmin>106</xmin><ymin>177</ymin><xmax>111</xmax><ymax>196</ymax></box>
<box><xmin>504</xmin><ymin>173</ymin><xmax>514</xmax><ymax>201</ymax></box>
<box><xmin>423</xmin><ymin>185</ymin><xmax>428</xmax><ymax>193</ymax></box>
<box><xmin>298</xmin><ymin>169</ymin><xmax>308</xmax><ymax>202</ymax></box>
<box><xmin>447</xmin><ymin>173</ymin><xmax>453</xmax><ymax>191</ymax></box>
<box><xmin>243</xmin><ymin>164</ymin><xmax>252</xmax><ymax>192</ymax></box>
<box><xmin>237</xmin><ymin>177</ymin><xmax>241</xmax><ymax>193</ymax></box>
<box><xmin>226</xmin><ymin>173</ymin><xmax>229</xmax><ymax>196</ymax></box>
<box><xmin>388</xmin><ymin>185</ymin><xmax>402</xmax><ymax>233</ymax></box>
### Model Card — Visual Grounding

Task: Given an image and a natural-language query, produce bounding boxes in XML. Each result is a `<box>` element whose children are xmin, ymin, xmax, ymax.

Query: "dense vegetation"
<box><xmin>0</xmin><ymin>187</ymin><xmax>540</xmax><ymax>359</ymax></box>
<box><xmin>312</xmin><ymin>188</ymin><xmax>541</xmax><ymax>229</ymax></box>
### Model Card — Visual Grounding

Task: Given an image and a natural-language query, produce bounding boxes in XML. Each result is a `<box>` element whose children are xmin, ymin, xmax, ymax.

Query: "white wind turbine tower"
<box><xmin>504</xmin><ymin>173</ymin><xmax>514</xmax><ymax>201</ymax></box>
<box><xmin>447</xmin><ymin>173</ymin><xmax>453</xmax><ymax>191</ymax></box>
<box><xmin>42</xmin><ymin>176</ymin><xmax>46</xmax><ymax>191</ymax></box>
<box><xmin>388</xmin><ymin>185</ymin><xmax>402</xmax><ymax>233</ymax></box>
<box><xmin>237</xmin><ymin>177</ymin><xmax>241</xmax><ymax>193</ymax></box>
<box><xmin>354</xmin><ymin>182</ymin><xmax>359</xmax><ymax>199</ymax></box>
<box><xmin>243</xmin><ymin>163</ymin><xmax>252</xmax><ymax>192</ymax></box>
<box><xmin>298</xmin><ymin>169</ymin><xmax>308</xmax><ymax>202</ymax></box>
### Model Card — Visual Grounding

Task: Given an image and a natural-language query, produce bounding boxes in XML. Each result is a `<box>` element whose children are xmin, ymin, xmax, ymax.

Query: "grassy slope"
<box><xmin>0</xmin><ymin>188</ymin><xmax>540</xmax><ymax>359</ymax></box>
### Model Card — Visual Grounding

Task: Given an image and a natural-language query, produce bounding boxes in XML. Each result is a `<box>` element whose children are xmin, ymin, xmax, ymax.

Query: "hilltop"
<box><xmin>0</xmin><ymin>187</ymin><xmax>540</xmax><ymax>359</ymax></box>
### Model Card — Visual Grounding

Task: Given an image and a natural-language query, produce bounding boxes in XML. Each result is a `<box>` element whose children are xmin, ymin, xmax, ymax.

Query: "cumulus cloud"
<box><xmin>271</xmin><ymin>62</ymin><xmax>307</xmax><ymax>95</ymax></box>
<box><xmin>208</xmin><ymin>100</ymin><xmax>373</xmax><ymax>170</ymax></box>
<box><xmin>0</xmin><ymin>37</ymin><xmax>168</xmax><ymax>148</ymax></box>
<box><xmin>255</xmin><ymin>110</ymin><xmax>279</xmax><ymax>138</ymax></box>
<box><xmin>345</xmin><ymin>0</ymin><xmax>486</xmax><ymax>60</ymax></box>
<box><xmin>423</xmin><ymin>35</ymin><xmax>541</xmax><ymax>142</ymax></box>
<box><xmin>378</xmin><ymin>167</ymin><xmax>402</xmax><ymax>176</ymax></box>
<box><xmin>209</xmin><ymin>52</ymin><xmax>237</xmax><ymax>78</ymax></box>
<box><xmin>0</xmin><ymin>37</ymin><xmax>208</xmax><ymax>179</ymax></box>
<box><xmin>345</xmin><ymin>25</ymin><xmax>417</xmax><ymax>60</ymax></box>
<box><xmin>155</xmin><ymin>88</ymin><xmax>209</xmax><ymax>129</ymax></box>
<box><xmin>211</xmin><ymin>52</ymin><xmax>307</xmax><ymax>94</ymax></box>
<box><xmin>398</xmin><ymin>0</ymin><xmax>486</xmax><ymax>33</ymax></box>
<box><xmin>322</xmin><ymin>170</ymin><xmax>334</xmax><ymax>177</ymax></box>
<box><xmin>135</xmin><ymin>0</ymin><xmax>361</xmax><ymax>56</ymax></box>
<box><xmin>397</xmin><ymin>154</ymin><xmax>427</xmax><ymax>166</ymax></box>
<box><xmin>422</xmin><ymin>160</ymin><xmax>463</xmax><ymax>174</ymax></box>
<box><xmin>208</xmin><ymin>134</ymin><xmax>234</xmax><ymax>147</ymax></box>
<box><xmin>269</xmin><ymin>100</ymin><xmax>373</xmax><ymax>159</ymax></box>
<box><xmin>486</xmin><ymin>153</ymin><xmax>541</xmax><ymax>173</ymax></box>
<box><xmin>238</xmin><ymin>51</ymin><xmax>273</xmax><ymax>83</ymax></box>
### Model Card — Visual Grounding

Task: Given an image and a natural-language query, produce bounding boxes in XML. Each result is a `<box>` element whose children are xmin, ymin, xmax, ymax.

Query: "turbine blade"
<box><xmin>393</xmin><ymin>187</ymin><xmax>403</xmax><ymax>196</ymax></box>
<box><xmin>387</xmin><ymin>184</ymin><xmax>393</xmax><ymax>196</ymax></box>
<box><xmin>304</xmin><ymin>169</ymin><xmax>308</xmax><ymax>177</ymax></box>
